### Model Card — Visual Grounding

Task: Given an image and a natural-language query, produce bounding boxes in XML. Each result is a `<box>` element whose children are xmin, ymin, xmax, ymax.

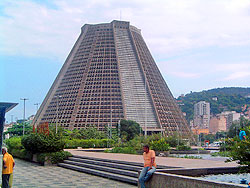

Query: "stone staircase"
<box><xmin>58</xmin><ymin>155</ymin><xmax>173</xmax><ymax>185</ymax></box>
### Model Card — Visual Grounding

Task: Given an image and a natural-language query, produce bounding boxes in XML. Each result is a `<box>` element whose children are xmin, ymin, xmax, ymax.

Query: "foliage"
<box><xmin>219</xmin><ymin>138</ymin><xmax>236</xmax><ymax>152</ymax></box>
<box><xmin>105</xmin><ymin>147</ymin><xmax>137</xmax><ymax>154</ymax></box>
<box><xmin>4</xmin><ymin>123</ymin><xmax>32</xmax><ymax>137</ymax></box>
<box><xmin>8</xmin><ymin>148</ymin><xmax>33</xmax><ymax>161</ymax></box>
<box><xmin>215</xmin><ymin>131</ymin><xmax>227</xmax><ymax>140</ymax></box>
<box><xmin>37</xmin><ymin>151</ymin><xmax>72</xmax><ymax>164</ymax></box>
<box><xmin>5</xmin><ymin>137</ymin><xmax>23</xmax><ymax>151</ymax></box>
<box><xmin>226</xmin><ymin>126</ymin><xmax>250</xmax><ymax>171</ymax></box>
<box><xmin>55</xmin><ymin>126</ymin><xmax>108</xmax><ymax>140</ymax></box>
<box><xmin>179</xmin><ymin>155</ymin><xmax>202</xmax><ymax>159</ymax></box>
<box><xmin>165</xmin><ymin>134</ymin><xmax>184</xmax><ymax>147</ymax></box>
<box><xmin>64</xmin><ymin>139</ymin><xmax>114</xmax><ymax>149</ymax></box>
<box><xmin>150</xmin><ymin>139</ymin><xmax>170</xmax><ymax>151</ymax></box>
<box><xmin>5</xmin><ymin>136</ymin><xmax>32</xmax><ymax>160</ymax></box>
<box><xmin>120</xmin><ymin>119</ymin><xmax>141</xmax><ymax>141</ymax></box>
<box><xmin>227</xmin><ymin>117</ymin><xmax>250</xmax><ymax>138</ymax></box>
<box><xmin>176</xmin><ymin>145</ymin><xmax>191</xmax><ymax>151</ymax></box>
<box><xmin>177</xmin><ymin>87</ymin><xmax>250</xmax><ymax>121</ymax></box>
<box><xmin>211</xmin><ymin>151</ymin><xmax>231</xmax><ymax>157</ymax></box>
<box><xmin>21</xmin><ymin>132</ymin><xmax>65</xmax><ymax>153</ymax></box>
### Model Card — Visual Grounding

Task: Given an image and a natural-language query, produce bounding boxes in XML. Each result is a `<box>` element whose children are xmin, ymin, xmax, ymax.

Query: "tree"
<box><xmin>120</xmin><ymin>119</ymin><xmax>141</xmax><ymax>141</ymax></box>
<box><xmin>227</xmin><ymin>126</ymin><xmax>250</xmax><ymax>171</ymax></box>
<box><xmin>4</xmin><ymin>123</ymin><xmax>32</xmax><ymax>137</ymax></box>
<box><xmin>215</xmin><ymin>131</ymin><xmax>227</xmax><ymax>140</ymax></box>
<box><xmin>227</xmin><ymin>117</ymin><xmax>250</xmax><ymax>138</ymax></box>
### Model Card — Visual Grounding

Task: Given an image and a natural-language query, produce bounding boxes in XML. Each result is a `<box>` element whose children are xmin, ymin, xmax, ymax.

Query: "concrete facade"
<box><xmin>32</xmin><ymin>20</ymin><xmax>191</xmax><ymax>136</ymax></box>
<box><xmin>194</xmin><ymin>101</ymin><xmax>210</xmax><ymax>129</ymax></box>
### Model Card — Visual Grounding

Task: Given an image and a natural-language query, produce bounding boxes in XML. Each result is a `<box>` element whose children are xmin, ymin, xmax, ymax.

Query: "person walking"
<box><xmin>139</xmin><ymin>145</ymin><xmax>156</xmax><ymax>188</ymax></box>
<box><xmin>2</xmin><ymin>147</ymin><xmax>15</xmax><ymax>188</ymax></box>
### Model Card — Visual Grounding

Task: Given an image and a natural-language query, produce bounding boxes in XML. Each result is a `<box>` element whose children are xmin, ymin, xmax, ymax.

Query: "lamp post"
<box><xmin>110</xmin><ymin>109</ymin><xmax>114</xmax><ymax>139</ymax></box>
<box><xmin>144</xmin><ymin>76</ymin><xmax>147</xmax><ymax>137</ymax></box>
<box><xmin>34</xmin><ymin>103</ymin><xmax>40</xmax><ymax>112</ymax></box>
<box><xmin>20</xmin><ymin>98</ymin><xmax>28</xmax><ymax>135</ymax></box>
<box><xmin>56</xmin><ymin>95</ymin><xmax>62</xmax><ymax>134</ymax></box>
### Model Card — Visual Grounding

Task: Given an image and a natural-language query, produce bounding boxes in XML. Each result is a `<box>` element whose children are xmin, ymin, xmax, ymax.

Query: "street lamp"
<box><xmin>20</xmin><ymin>98</ymin><xmax>28</xmax><ymax>135</ymax></box>
<box><xmin>144</xmin><ymin>76</ymin><xmax>147</xmax><ymax>137</ymax></box>
<box><xmin>34</xmin><ymin>103</ymin><xmax>40</xmax><ymax>112</ymax></box>
<box><xmin>56</xmin><ymin>95</ymin><xmax>62</xmax><ymax>133</ymax></box>
<box><xmin>110</xmin><ymin>109</ymin><xmax>114</xmax><ymax>139</ymax></box>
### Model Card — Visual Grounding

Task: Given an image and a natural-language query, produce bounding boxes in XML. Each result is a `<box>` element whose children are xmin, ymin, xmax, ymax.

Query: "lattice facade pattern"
<box><xmin>32</xmin><ymin>20</ymin><xmax>191</xmax><ymax>136</ymax></box>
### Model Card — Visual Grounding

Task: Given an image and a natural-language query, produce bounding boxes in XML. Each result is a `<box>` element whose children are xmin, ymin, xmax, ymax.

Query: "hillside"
<box><xmin>177</xmin><ymin>87</ymin><xmax>250</xmax><ymax>122</ymax></box>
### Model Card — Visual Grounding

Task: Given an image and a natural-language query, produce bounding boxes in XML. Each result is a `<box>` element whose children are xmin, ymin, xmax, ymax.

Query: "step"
<box><xmin>68</xmin><ymin>157</ymin><xmax>142</xmax><ymax>172</ymax></box>
<box><xmin>73</xmin><ymin>155</ymin><xmax>144</xmax><ymax>167</ymax></box>
<box><xmin>58</xmin><ymin>163</ymin><xmax>138</xmax><ymax>185</ymax></box>
<box><xmin>64</xmin><ymin>160</ymin><xmax>138</xmax><ymax>178</ymax></box>
<box><xmin>72</xmin><ymin>155</ymin><xmax>174</xmax><ymax>169</ymax></box>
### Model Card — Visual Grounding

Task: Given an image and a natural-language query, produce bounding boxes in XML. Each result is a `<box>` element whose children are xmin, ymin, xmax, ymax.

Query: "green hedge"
<box><xmin>5</xmin><ymin>137</ymin><xmax>32</xmax><ymax>160</ymax></box>
<box><xmin>150</xmin><ymin>139</ymin><xmax>170</xmax><ymax>151</ymax></box>
<box><xmin>64</xmin><ymin>139</ymin><xmax>114</xmax><ymax>149</ymax></box>
<box><xmin>105</xmin><ymin>147</ymin><xmax>137</xmax><ymax>154</ymax></box>
<box><xmin>22</xmin><ymin>133</ymin><xmax>65</xmax><ymax>153</ymax></box>
<box><xmin>5</xmin><ymin>137</ymin><xmax>23</xmax><ymax>151</ymax></box>
<box><xmin>176</xmin><ymin>145</ymin><xmax>192</xmax><ymax>151</ymax></box>
<box><xmin>37</xmin><ymin>151</ymin><xmax>72</xmax><ymax>164</ymax></box>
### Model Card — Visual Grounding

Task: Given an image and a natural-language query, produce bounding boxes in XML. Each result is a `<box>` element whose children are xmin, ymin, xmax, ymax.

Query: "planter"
<box><xmin>32</xmin><ymin>154</ymin><xmax>38</xmax><ymax>162</ymax></box>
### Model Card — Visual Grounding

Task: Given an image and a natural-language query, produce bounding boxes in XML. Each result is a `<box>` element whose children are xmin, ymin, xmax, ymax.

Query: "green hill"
<box><xmin>177</xmin><ymin>87</ymin><xmax>250</xmax><ymax>122</ymax></box>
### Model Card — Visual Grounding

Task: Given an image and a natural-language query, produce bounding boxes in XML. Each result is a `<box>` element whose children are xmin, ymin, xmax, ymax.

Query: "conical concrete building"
<box><xmin>32</xmin><ymin>20</ymin><xmax>191</xmax><ymax>136</ymax></box>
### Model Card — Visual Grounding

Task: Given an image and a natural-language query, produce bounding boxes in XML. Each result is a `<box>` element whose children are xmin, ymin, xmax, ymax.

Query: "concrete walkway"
<box><xmin>0</xmin><ymin>157</ymin><xmax>136</xmax><ymax>188</ymax></box>
<box><xmin>65</xmin><ymin>149</ymin><xmax>239</xmax><ymax>169</ymax></box>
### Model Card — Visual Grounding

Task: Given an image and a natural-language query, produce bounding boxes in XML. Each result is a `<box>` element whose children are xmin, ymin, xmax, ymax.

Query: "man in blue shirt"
<box><xmin>239</xmin><ymin>129</ymin><xmax>246</xmax><ymax>140</ymax></box>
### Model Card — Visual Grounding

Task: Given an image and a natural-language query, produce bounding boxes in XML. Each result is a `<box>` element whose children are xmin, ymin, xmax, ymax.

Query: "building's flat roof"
<box><xmin>0</xmin><ymin>102</ymin><xmax>18</xmax><ymax>112</ymax></box>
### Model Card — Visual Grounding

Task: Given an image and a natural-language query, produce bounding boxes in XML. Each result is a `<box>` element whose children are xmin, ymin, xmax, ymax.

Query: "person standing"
<box><xmin>2</xmin><ymin>147</ymin><xmax>15</xmax><ymax>188</ymax></box>
<box><xmin>139</xmin><ymin>145</ymin><xmax>156</xmax><ymax>188</ymax></box>
<box><xmin>239</xmin><ymin>129</ymin><xmax>247</xmax><ymax>141</ymax></box>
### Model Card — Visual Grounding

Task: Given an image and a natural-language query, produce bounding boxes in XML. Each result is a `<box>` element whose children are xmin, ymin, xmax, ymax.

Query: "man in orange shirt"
<box><xmin>2</xmin><ymin>147</ymin><xmax>15</xmax><ymax>188</ymax></box>
<box><xmin>139</xmin><ymin>145</ymin><xmax>156</xmax><ymax>188</ymax></box>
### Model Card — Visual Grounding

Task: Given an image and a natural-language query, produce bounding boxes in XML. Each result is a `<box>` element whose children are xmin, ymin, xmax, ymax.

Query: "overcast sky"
<box><xmin>1</xmin><ymin>0</ymin><xmax>250</xmax><ymax>122</ymax></box>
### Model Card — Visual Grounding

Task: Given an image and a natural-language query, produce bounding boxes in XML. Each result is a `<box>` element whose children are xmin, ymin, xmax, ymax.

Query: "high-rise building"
<box><xmin>32</xmin><ymin>20</ymin><xmax>191</xmax><ymax>136</ymax></box>
<box><xmin>209</xmin><ymin>115</ymin><xmax>227</xmax><ymax>134</ymax></box>
<box><xmin>221</xmin><ymin>111</ymin><xmax>240</xmax><ymax>130</ymax></box>
<box><xmin>193</xmin><ymin>101</ymin><xmax>210</xmax><ymax>129</ymax></box>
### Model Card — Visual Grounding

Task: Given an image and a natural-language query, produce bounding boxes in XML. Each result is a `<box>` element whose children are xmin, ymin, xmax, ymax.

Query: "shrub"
<box><xmin>37</xmin><ymin>151</ymin><xmax>72</xmax><ymax>164</ymax></box>
<box><xmin>5</xmin><ymin>137</ymin><xmax>23</xmax><ymax>152</ymax></box>
<box><xmin>21</xmin><ymin>133</ymin><xmax>65</xmax><ymax>153</ymax></box>
<box><xmin>176</xmin><ymin>145</ymin><xmax>192</xmax><ymax>151</ymax></box>
<box><xmin>107</xmin><ymin>147</ymin><xmax>137</xmax><ymax>154</ymax></box>
<box><xmin>150</xmin><ymin>139</ymin><xmax>170</xmax><ymax>151</ymax></box>
<box><xmin>165</xmin><ymin>135</ymin><xmax>183</xmax><ymax>147</ymax></box>
<box><xmin>8</xmin><ymin>148</ymin><xmax>33</xmax><ymax>161</ymax></box>
<box><xmin>64</xmin><ymin>139</ymin><xmax>114</xmax><ymax>149</ymax></box>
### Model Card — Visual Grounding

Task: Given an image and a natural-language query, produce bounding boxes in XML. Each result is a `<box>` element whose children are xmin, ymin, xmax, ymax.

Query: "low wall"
<box><xmin>157</xmin><ymin>167</ymin><xmax>240</xmax><ymax>177</ymax></box>
<box><xmin>138</xmin><ymin>172</ymin><xmax>247</xmax><ymax>188</ymax></box>
<box><xmin>170</xmin><ymin>150</ymin><xmax>210</xmax><ymax>154</ymax></box>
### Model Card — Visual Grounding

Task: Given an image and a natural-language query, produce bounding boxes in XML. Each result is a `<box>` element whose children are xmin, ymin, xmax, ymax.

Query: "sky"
<box><xmin>1</xmin><ymin>0</ymin><xmax>250</xmax><ymax>122</ymax></box>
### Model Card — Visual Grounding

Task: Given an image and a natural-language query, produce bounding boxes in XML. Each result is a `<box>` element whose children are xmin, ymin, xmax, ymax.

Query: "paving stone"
<box><xmin>0</xmin><ymin>157</ymin><xmax>136</xmax><ymax>188</ymax></box>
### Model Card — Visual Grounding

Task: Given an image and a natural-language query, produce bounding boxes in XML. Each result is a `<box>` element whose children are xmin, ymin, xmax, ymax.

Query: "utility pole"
<box><xmin>34</xmin><ymin>103</ymin><xmax>40</xmax><ymax>112</ymax></box>
<box><xmin>11</xmin><ymin>115</ymin><xmax>14</xmax><ymax>123</ymax></box>
<box><xmin>118</xmin><ymin>120</ymin><xmax>121</xmax><ymax>138</ymax></box>
<box><xmin>56</xmin><ymin>96</ymin><xmax>62</xmax><ymax>134</ymax></box>
<box><xmin>20</xmin><ymin>98</ymin><xmax>28</xmax><ymax>135</ymax></box>
<box><xmin>144</xmin><ymin>76</ymin><xmax>147</xmax><ymax>137</ymax></box>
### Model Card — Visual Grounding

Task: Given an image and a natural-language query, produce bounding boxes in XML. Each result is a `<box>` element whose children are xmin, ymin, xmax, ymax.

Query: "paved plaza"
<box><xmin>66</xmin><ymin>149</ymin><xmax>239</xmax><ymax>169</ymax></box>
<box><xmin>0</xmin><ymin>157</ymin><xmax>136</xmax><ymax>188</ymax></box>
